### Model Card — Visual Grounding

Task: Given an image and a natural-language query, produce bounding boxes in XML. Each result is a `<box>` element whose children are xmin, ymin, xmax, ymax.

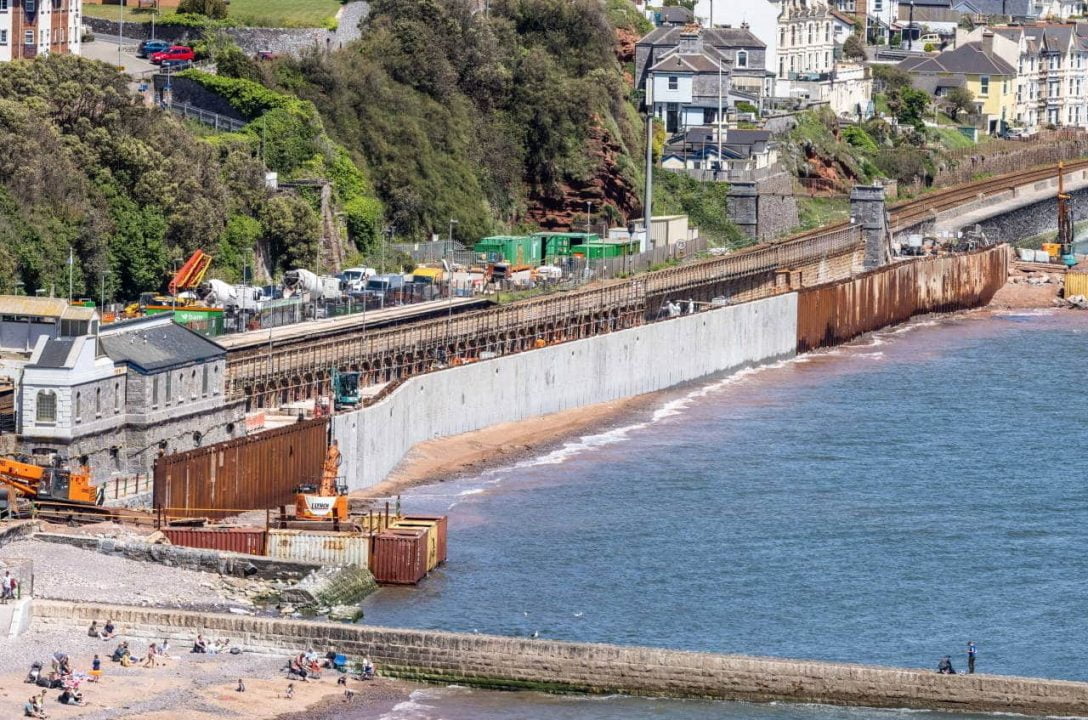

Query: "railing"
<box><xmin>98</xmin><ymin>474</ymin><xmax>153</xmax><ymax>503</ymax></box>
<box><xmin>164</xmin><ymin>101</ymin><xmax>247</xmax><ymax>133</ymax></box>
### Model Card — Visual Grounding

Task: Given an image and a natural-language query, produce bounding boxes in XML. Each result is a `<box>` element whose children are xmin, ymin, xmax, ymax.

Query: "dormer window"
<box><xmin>25</xmin><ymin>0</ymin><xmax>35</xmax><ymax>12</ymax></box>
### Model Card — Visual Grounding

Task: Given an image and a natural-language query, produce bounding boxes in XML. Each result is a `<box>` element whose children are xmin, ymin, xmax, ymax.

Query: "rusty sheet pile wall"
<box><xmin>796</xmin><ymin>246</ymin><xmax>1007</xmax><ymax>352</ymax></box>
<box><xmin>153</xmin><ymin>418</ymin><xmax>329</xmax><ymax>518</ymax></box>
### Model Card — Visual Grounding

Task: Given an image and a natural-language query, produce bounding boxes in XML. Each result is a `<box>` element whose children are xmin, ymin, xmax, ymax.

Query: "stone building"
<box><xmin>17</xmin><ymin>314</ymin><xmax>246</xmax><ymax>481</ymax></box>
<box><xmin>0</xmin><ymin>0</ymin><xmax>83</xmax><ymax>61</ymax></box>
<box><xmin>636</xmin><ymin>24</ymin><xmax>770</xmax><ymax>102</ymax></box>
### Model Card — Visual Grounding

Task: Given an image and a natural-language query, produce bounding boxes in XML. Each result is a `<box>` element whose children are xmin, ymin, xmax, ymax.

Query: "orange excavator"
<box><xmin>0</xmin><ymin>456</ymin><xmax>101</xmax><ymax>507</ymax></box>
<box><xmin>294</xmin><ymin>441</ymin><xmax>348</xmax><ymax>521</ymax></box>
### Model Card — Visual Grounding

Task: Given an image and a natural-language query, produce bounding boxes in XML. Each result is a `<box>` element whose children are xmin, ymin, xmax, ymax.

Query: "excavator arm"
<box><xmin>0</xmin><ymin>457</ymin><xmax>98</xmax><ymax>505</ymax></box>
<box><xmin>0</xmin><ymin>457</ymin><xmax>47</xmax><ymax>498</ymax></box>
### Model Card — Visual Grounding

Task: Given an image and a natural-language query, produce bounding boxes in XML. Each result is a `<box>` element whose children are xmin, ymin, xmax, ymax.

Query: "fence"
<box><xmin>153</xmin><ymin>417</ymin><xmax>329</xmax><ymax>519</ymax></box>
<box><xmin>936</xmin><ymin>130</ymin><xmax>1088</xmax><ymax>187</ymax></box>
<box><xmin>99</xmin><ymin>475</ymin><xmax>153</xmax><ymax>503</ymax></box>
<box><xmin>164</xmin><ymin>101</ymin><xmax>247</xmax><ymax>133</ymax></box>
<box><xmin>392</xmin><ymin>241</ymin><xmax>471</xmax><ymax>263</ymax></box>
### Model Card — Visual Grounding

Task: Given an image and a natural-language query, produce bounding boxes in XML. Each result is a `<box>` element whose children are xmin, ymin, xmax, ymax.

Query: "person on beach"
<box><xmin>236</xmin><ymin>678</ymin><xmax>245</xmax><ymax>693</ymax></box>
<box><xmin>2</xmin><ymin>570</ymin><xmax>13</xmax><ymax>601</ymax></box>
<box><xmin>111</xmin><ymin>642</ymin><xmax>128</xmax><ymax>663</ymax></box>
<box><xmin>58</xmin><ymin>688</ymin><xmax>84</xmax><ymax>706</ymax></box>
<box><xmin>23</xmin><ymin>695</ymin><xmax>45</xmax><ymax>718</ymax></box>
<box><xmin>143</xmin><ymin>643</ymin><xmax>158</xmax><ymax>668</ymax></box>
<box><xmin>937</xmin><ymin>655</ymin><xmax>956</xmax><ymax>674</ymax></box>
<box><xmin>286</xmin><ymin>683</ymin><xmax>295</xmax><ymax>699</ymax></box>
<box><xmin>100</xmin><ymin>619</ymin><xmax>115</xmax><ymax>640</ymax></box>
<box><xmin>967</xmin><ymin>641</ymin><xmax>977</xmax><ymax>674</ymax></box>
<box><xmin>192</xmin><ymin>635</ymin><xmax>207</xmax><ymax>653</ymax></box>
<box><xmin>87</xmin><ymin>621</ymin><xmax>98</xmax><ymax>638</ymax></box>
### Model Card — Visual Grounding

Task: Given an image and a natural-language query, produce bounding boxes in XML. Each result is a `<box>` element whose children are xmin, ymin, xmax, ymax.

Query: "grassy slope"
<box><xmin>84</xmin><ymin>0</ymin><xmax>341</xmax><ymax>28</ymax></box>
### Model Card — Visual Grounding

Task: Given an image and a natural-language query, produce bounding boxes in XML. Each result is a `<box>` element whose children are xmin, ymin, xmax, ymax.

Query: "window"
<box><xmin>25</xmin><ymin>0</ymin><xmax>34</xmax><ymax>10</ymax></box>
<box><xmin>825</xmin><ymin>51</ymin><xmax>831</xmax><ymax>68</ymax></box>
<box><xmin>213</xmin><ymin>365</ymin><xmax>220</xmax><ymax>396</ymax></box>
<box><xmin>703</xmin><ymin>108</ymin><xmax>717</xmax><ymax>124</ymax></box>
<box><xmin>164</xmin><ymin>373</ymin><xmax>171</xmax><ymax>405</ymax></box>
<box><xmin>74</xmin><ymin>392</ymin><xmax>81</xmax><ymax>423</ymax></box>
<box><xmin>152</xmin><ymin>376</ymin><xmax>159</xmax><ymax>407</ymax></box>
<box><xmin>0</xmin><ymin>30</ymin><xmax>7</xmax><ymax>44</ymax></box>
<box><xmin>177</xmin><ymin>373</ymin><xmax>183</xmax><ymax>401</ymax></box>
<box><xmin>202</xmin><ymin>365</ymin><xmax>209</xmax><ymax>396</ymax></box>
<box><xmin>780</xmin><ymin>28</ymin><xmax>785</xmax><ymax>46</ymax></box>
<box><xmin>191</xmin><ymin>370</ymin><xmax>197</xmax><ymax>399</ymax></box>
<box><xmin>736</xmin><ymin>50</ymin><xmax>748</xmax><ymax>68</ymax></box>
<box><xmin>979</xmin><ymin>76</ymin><xmax>990</xmax><ymax>96</ymax></box>
<box><xmin>791</xmin><ymin>25</ymin><xmax>797</xmax><ymax>46</ymax></box>
<box><xmin>668</xmin><ymin>75</ymin><xmax>678</xmax><ymax>90</ymax></box>
<box><xmin>824</xmin><ymin>23</ymin><xmax>830</xmax><ymax>42</ymax></box>
<box><xmin>114</xmin><ymin>382</ymin><xmax>120</xmax><ymax>413</ymax></box>
<box><xmin>23</xmin><ymin>30</ymin><xmax>32</xmax><ymax>45</ymax></box>
<box><xmin>807</xmin><ymin>24</ymin><xmax>813</xmax><ymax>44</ymax></box>
<box><xmin>779</xmin><ymin>58</ymin><xmax>785</xmax><ymax>77</ymax></box>
<box><xmin>0</xmin><ymin>1</ymin><xmax>8</xmax><ymax>11</ymax></box>
<box><xmin>95</xmin><ymin>387</ymin><xmax>101</xmax><ymax>417</ymax></box>
<box><xmin>35</xmin><ymin>391</ymin><xmax>56</xmax><ymax>424</ymax></box>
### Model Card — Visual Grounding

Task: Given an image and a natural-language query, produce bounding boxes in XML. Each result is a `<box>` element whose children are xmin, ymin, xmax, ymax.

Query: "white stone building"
<box><xmin>0</xmin><ymin>0</ymin><xmax>82</xmax><ymax>62</ymax></box>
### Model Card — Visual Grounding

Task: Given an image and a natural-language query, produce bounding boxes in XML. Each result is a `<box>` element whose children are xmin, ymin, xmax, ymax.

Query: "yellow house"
<box><xmin>898</xmin><ymin>31</ymin><xmax>1017</xmax><ymax>135</ymax></box>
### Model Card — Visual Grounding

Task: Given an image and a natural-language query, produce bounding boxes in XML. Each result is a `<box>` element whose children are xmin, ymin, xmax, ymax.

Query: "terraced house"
<box><xmin>0</xmin><ymin>0</ymin><xmax>82</xmax><ymax>61</ymax></box>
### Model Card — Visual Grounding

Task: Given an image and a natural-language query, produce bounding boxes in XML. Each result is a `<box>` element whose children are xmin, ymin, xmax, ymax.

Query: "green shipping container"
<box><xmin>533</xmin><ymin>232</ymin><xmax>600</xmax><ymax>257</ymax></box>
<box><xmin>474</xmin><ymin>235</ymin><xmax>541</xmax><ymax>265</ymax></box>
<box><xmin>571</xmin><ymin>241</ymin><xmax>638</xmax><ymax>259</ymax></box>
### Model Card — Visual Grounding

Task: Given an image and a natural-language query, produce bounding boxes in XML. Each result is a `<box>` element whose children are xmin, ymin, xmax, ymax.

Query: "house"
<box><xmin>0</xmin><ymin>0</ymin><xmax>82</xmax><ymax>61</ymax></box>
<box><xmin>833</xmin><ymin>0</ymin><xmax>899</xmax><ymax>44</ymax></box>
<box><xmin>982</xmin><ymin>23</ymin><xmax>1088</xmax><ymax>130</ymax></box>
<box><xmin>17</xmin><ymin>314</ymin><xmax>246</xmax><ymax>481</ymax></box>
<box><xmin>896</xmin><ymin>4</ymin><xmax>962</xmax><ymax>36</ymax></box>
<box><xmin>950</xmin><ymin>0</ymin><xmax>1041</xmax><ymax>21</ymax></box>
<box><xmin>636</xmin><ymin>24</ymin><xmax>770</xmax><ymax>100</ymax></box>
<box><xmin>652</xmin><ymin>5</ymin><xmax>695</xmax><ymax>26</ymax></box>
<box><xmin>899</xmin><ymin>31</ymin><xmax>1017</xmax><ymax>133</ymax></box>
<box><xmin>661</xmin><ymin>127</ymin><xmax>779</xmax><ymax>177</ymax></box>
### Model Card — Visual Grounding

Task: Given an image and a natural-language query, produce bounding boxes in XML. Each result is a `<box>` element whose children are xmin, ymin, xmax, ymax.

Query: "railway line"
<box><xmin>223</xmin><ymin>160</ymin><xmax>1080</xmax><ymax>406</ymax></box>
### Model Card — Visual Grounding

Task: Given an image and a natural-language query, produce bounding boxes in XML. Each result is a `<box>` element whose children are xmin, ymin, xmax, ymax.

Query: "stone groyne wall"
<box><xmin>32</xmin><ymin>600</ymin><xmax>1088</xmax><ymax>716</ymax></box>
<box><xmin>332</xmin><ymin>293</ymin><xmax>799</xmax><ymax>491</ymax></box>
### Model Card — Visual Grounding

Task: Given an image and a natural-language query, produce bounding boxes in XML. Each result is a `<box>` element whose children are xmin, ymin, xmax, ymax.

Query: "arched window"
<box><xmin>95</xmin><ymin>387</ymin><xmax>101</xmax><ymax>417</ymax></box>
<box><xmin>737</xmin><ymin>50</ymin><xmax>748</xmax><ymax>68</ymax></box>
<box><xmin>74</xmin><ymin>392</ymin><xmax>81</xmax><ymax>423</ymax></box>
<box><xmin>202</xmin><ymin>365</ymin><xmax>209</xmax><ymax>397</ymax></box>
<box><xmin>35</xmin><ymin>390</ymin><xmax>56</xmax><ymax>424</ymax></box>
<box><xmin>780</xmin><ymin>27</ymin><xmax>786</xmax><ymax>46</ymax></box>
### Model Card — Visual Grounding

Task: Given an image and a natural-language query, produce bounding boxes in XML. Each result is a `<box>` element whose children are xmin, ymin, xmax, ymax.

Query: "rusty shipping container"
<box><xmin>389</xmin><ymin>522</ymin><xmax>439</xmax><ymax>571</ymax></box>
<box><xmin>797</xmin><ymin>245</ymin><xmax>1007</xmax><ymax>352</ymax></box>
<box><xmin>402</xmin><ymin>514</ymin><xmax>448</xmax><ymax>564</ymax></box>
<box><xmin>153</xmin><ymin>417</ymin><xmax>329</xmax><ymax>519</ymax></box>
<box><xmin>370</xmin><ymin>529</ymin><xmax>429</xmax><ymax>585</ymax></box>
<box><xmin>266</xmin><ymin>529</ymin><xmax>369</xmax><ymax>569</ymax></box>
<box><xmin>163</xmin><ymin>527</ymin><xmax>267</xmax><ymax>556</ymax></box>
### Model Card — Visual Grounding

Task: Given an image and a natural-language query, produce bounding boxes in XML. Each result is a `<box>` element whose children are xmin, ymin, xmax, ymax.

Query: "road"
<box><xmin>80</xmin><ymin>39</ymin><xmax>155</xmax><ymax>77</ymax></box>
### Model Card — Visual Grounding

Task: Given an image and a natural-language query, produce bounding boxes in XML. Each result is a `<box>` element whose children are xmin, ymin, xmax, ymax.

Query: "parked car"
<box><xmin>150</xmin><ymin>45</ymin><xmax>195</xmax><ymax>65</ymax></box>
<box><xmin>136</xmin><ymin>39</ymin><xmax>170</xmax><ymax>58</ymax></box>
<box><xmin>159</xmin><ymin>58</ymin><xmax>193</xmax><ymax>71</ymax></box>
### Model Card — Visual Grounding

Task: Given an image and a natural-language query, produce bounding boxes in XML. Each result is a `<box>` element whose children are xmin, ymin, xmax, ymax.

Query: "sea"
<box><xmin>346</xmin><ymin>309</ymin><xmax>1088</xmax><ymax>719</ymax></box>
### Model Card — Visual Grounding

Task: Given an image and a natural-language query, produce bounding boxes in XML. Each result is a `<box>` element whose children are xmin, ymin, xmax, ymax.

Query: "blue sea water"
<box><xmin>348</xmin><ymin>309</ymin><xmax>1088</xmax><ymax>719</ymax></box>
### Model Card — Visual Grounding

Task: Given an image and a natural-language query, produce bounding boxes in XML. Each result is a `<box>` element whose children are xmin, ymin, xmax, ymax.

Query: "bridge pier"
<box><xmin>851</xmin><ymin>184</ymin><xmax>890</xmax><ymax>269</ymax></box>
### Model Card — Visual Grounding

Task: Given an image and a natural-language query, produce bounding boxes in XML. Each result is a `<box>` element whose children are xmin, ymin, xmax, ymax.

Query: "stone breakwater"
<box><xmin>32</xmin><ymin>601</ymin><xmax>1088</xmax><ymax>716</ymax></box>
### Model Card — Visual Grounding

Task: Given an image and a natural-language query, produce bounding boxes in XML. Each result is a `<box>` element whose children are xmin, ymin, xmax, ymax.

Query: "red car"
<box><xmin>150</xmin><ymin>46</ymin><xmax>195</xmax><ymax>65</ymax></box>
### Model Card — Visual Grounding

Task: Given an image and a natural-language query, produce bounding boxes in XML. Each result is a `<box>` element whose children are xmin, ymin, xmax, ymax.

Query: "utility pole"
<box><xmin>151</xmin><ymin>0</ymin><xmax>157</xmax><ymax>40</ymax></box>
<box><xmin>644</xmin><ymin>112</ymin><xmax>654</xmax><ymax>250</ymax></box>
<box><xmin>67</xmin><ymin>247</ymin><xmax>74</xmax><ymax>303</ymax></box>
<box><xmin>717</xmin><ymin>57</ymin><xmax>724</xmax><ymax>180</ymax></box>
<box><xmin>118</xmin><ymin>0</ymin><xmax>124</xmax><ymax>70</ymax></box>
<box><xmin>586</xmin><ymin>201</ymin><xmax>593</xmax><ymax>234</ymax></box>
<box><xmin>908</xmin><ymin>1</ymin><xmax>915</xmax><ymax>52</ymax></box>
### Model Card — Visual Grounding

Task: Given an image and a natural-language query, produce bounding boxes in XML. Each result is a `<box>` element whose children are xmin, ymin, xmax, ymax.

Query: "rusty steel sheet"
<box><xmin>154</xmin><ymin>417</ymin><xmax>329</xmax><ymax>519</ymax></box>
<box><xmin>162</xmin><ymin>527</ymin><xmax>267</xmax><ymax>556</ymax></box>
<box><xmin>797</xmin><ymin>245</ymin><xmax>1007</xmax><ymax>352</ymax></box>
<box><xmin>370</xmin><ymin>529</ymin><xmax>429</xmax><ymax>585</ymax></box>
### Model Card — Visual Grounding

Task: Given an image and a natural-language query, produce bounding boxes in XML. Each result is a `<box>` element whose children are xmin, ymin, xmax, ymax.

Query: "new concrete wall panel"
<box><xmin>334</xmin><ymin>293</ymin><xmax>799</xmax><ymax>490</ymax></box>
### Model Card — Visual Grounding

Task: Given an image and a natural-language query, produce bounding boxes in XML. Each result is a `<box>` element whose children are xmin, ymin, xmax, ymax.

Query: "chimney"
<box><xmin>679</xmin><ymin>25</ymin><xmax>702</xmax><ymax>53</ymax></box>
<box><xmin>982</xmin><ymin>30</ymin><xmax>994</xmax><ymax>55</ymax></box>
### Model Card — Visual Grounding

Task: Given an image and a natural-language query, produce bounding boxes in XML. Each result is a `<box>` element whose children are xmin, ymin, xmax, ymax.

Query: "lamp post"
<box><xmin>445</xmin><ymin>219</ymin><xmax>459</xmax><ymax>358</ymax></box>
<box><xmin>908</xmin><ymin>1</ymin><xmax>915</xmax><ymax>52</ymax></box>
<box><xmin>586</xmin><ymin>201</ymin><xmax>593</xmax><ymax>234</ymax></box>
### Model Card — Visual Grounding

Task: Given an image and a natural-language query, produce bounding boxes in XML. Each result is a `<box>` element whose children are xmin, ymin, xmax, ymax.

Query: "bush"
<box><xmin>178</xmin><ymin>0</ymin><xmax>228</xmax><ymax>20</ymax></box>
<box><xmin>736</xmin><ymin>100</ymin><xmax>759</xmax><ymax>116</ymax></box>
<box><xmin>843</xmin><ymin>33</ymin><xmax>866</xmax><ymax>60</ymax></box>
<box><xmin>842</xmin><ymin>126</ymin><xmax>879</xmax><ymax>152</ymax></box>
<box><xmin>344</xmin><ymin>196</ymin><xmax>384</xmax><ymax>251</ymax></box>
<box><xmin>175</xmin><ymin>70</ymin><xmax>302</xmax><ymax>119</ymax></box>
<box><xmin>924</xmin><ymin>42</ymin><xmax>936</xmax><ymax>52</ymax></box>
<box><xmin>156</xmin><ymin>12</ymin><xmax>232</xmax><ymax>29</ymax></box>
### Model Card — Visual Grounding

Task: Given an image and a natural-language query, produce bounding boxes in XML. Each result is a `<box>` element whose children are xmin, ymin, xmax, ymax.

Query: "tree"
<box><xmin>943</xmin><ymin>86</ymin><xmax>976</xmax><ymax>120</ymax></box>
<box><xmin>260</xmin><ymin>195</ymin><xmax>321</xmax><ymax>273</ymax></box>
<box><xmin>663</xmin><ymin>0</ymin><xmax>697</xmax><ymax>10</ymax></box>
<box><xmin>843</xmin><ymin>32</ymin><xmax>867</xmax><ymax>61</ymax></box>
<box><xmin>178</xmin><ymin>0</ymin><xmax>227</xmax><ymax>19</ymax></box>
<box><xmin>888</xmin><ymin>86</ymin><xmax>929</xmax><ymax>131</ymax></box>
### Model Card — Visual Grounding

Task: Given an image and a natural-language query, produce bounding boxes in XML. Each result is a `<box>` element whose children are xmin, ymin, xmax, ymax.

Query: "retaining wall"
<box><xmin>333</xmin><ymin>293</ymin><xmax>799</xmax><ymax>490</ymax></box>
<box><xmin>31</xmin><ymin>600</ymin><xmax>1088</xmax><ymax>716</ymax></box>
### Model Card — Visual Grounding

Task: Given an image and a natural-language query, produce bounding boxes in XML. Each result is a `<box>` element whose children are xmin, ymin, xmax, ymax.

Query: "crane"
<box><xmin>169</xmin><ymin>249</ymin><xmax>214</xmax><ymax>297</ymax></box>
<box><xmin>0</xmin><ymin>456</ymin><xmax>100</xmax><ymax>506</ymax></box>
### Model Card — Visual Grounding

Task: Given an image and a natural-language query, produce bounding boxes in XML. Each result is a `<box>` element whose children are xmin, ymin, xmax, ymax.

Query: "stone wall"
<box><xmin>161</xmin><ymin>76</ymin><xmax>247</xmax><ymax>121</ymax></box>
<box><xmin>32</xmin><ymin>600</ymin><xmax>1088</xmax><ymax>716</ymax></box>
<box><xmin>333</xmin><ymin>293</ymin><xmax>799</xmax><ymax>491</ymax></box>
<box><xmin>84</xmin><ymin>18</ymin><xmax>332</xmax><ymax>57</ymax></box>
<box><xmin>727</xmin><ymin>173</ymin><xmax>799</xmax><ymax>241</ymax></box>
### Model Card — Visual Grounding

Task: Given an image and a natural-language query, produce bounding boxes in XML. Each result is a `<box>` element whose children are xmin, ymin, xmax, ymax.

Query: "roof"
<box><xmin>29</xmin><ymin>338</ymin><xmax>77</xmax><ymax>369</ymax></box>
<box><xmin>726</xmin><ymin>129</ymin><xmax>772</xmax><ymax>144</ymax></box>
<box><xmin>656</xmin><ymin>6</ymin><xmax>694</xmax><ymax>23</ymax></box>
<box><xmin>952</xmin><ymin>0</ymin><xmax>1035</xmax><ymax>15</ymax></box>
<box><xmin>899</xmin><ymin>40</ymin><xmax>1016</xmax><ymax>75</ymax></box>
<box><xmin>638</xmin><ymin>25</ymin><xmax>765</xmax><ymax>49</ymax></box>
<box><xmin>935</xmin><ymin>75</ymin><xmax>966</xmax><ymax>88</ymax></box>
<box><xmin>650</xmin><ymin>51</ymin><xmax>727</xmax><ymax>73</ymax></box>
<box><xmin>100</xmin><ymin>321</ymin><xmax>225</xmax><ymax>373</ymax></box>
<box><xmin>899</xmin><ymin>5</ymin><xmax>963</xmax><ymax>22</ymax></box>
<box><xmin>829</xmin><ymin>9</ymin><xmax>856</xmax><ymax>25</ymax></box>
<box><xmin>0</xmin><ymin>296</ymin><xmax>69</xmax><ymax>318</ymax></box>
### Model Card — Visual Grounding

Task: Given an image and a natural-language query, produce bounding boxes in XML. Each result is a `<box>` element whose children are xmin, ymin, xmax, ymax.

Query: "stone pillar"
<box><xmin>728</xmin><ymin>181</ymin><xmax>758</xmax><ymax>240</ymax></box>
<box><xmin>850</xmin><ymin>184</ymin><xmax>889</xmax><ymax>269</ymax></box>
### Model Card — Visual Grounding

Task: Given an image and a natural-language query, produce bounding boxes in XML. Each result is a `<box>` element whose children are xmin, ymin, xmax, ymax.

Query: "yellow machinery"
<box><xmin>0</xmin><ymin>456</ymin><xmax>100</xmax><ymax>506</ymax></box>
<box><xmin>294</xmin><ymin>441</ymin><xmax>348</xmax><ymax>521</ymax></box>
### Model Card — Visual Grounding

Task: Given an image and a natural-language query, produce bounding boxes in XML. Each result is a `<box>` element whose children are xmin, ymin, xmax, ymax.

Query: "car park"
<box><xmin>150</xmin><ymin>46</ymin><xmax>195</xmax><ymax>65</ymax></box>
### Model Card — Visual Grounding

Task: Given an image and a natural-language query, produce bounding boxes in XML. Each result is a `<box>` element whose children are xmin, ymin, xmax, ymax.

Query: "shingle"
<box><xmin>31</xmin><ymin>338</ymin><xmax>76</xmax><ymax>369</ymax></box>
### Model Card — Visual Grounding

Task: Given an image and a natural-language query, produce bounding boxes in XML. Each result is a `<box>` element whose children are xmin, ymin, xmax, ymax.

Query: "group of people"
<box><xmin>287</xmin><ymin>649</ymin><xmax>375</xmax><ymax>683</ymax></box>
<box><xmin>23</xmin><ymin>651</ymin><xmax>90</xmax><ymax>717</ymax></box>
<box><xmin>937</xmin><ymin>641</ymin><xmax>978</xmax><ymax>675</ymax></box>
<box><xmin>192</xmin><ymin>634</ymin><xmax>234</xmax><ymax>655</ymax></box>
<box><xmin>2</xmin><ymin>569</ymin><xmax>20</xmax><ymax>602</ymax></box>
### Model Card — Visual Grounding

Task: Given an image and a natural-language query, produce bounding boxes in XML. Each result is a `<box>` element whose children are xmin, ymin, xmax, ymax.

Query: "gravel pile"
<box><xmin>0</xmin><ymin>540</ymin><xmax>256</xmax><ymax>611</ymax></box>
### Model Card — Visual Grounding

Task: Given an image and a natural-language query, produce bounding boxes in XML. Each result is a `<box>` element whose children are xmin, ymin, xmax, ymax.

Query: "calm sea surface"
<box><xmin>347</xmin><ymin>309</ymin><xmax>1088</xmax><ymax>720</ymax></box>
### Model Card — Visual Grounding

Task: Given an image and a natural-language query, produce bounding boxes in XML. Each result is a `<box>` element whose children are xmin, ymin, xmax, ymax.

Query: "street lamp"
<box><xmin>586</xmin><ymin>201</ymin><xmax>593</xmax><ymax>234</ymax></box>
<box><xmin>118</xmin><ymin>0</ymin><xmax>124</xmax><ymax>70</ymax></box>
<box><xmin>908</xmin><ymin>1</ymin><xmax>915</xmax><ymax>52</ymax></box>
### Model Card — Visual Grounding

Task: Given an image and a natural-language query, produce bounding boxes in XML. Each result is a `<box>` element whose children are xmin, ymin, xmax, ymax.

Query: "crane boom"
<box><xmin>169</xmin><ymin>250</ymin><xmax>213</xmax><ymax>296</ymax></box>
<box><xmin>0</xmin><ymin>456</ymin><xmax>98</xmax><ymax>505</ymax></box>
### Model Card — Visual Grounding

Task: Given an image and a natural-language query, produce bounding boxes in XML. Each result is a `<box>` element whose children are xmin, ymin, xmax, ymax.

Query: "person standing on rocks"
<box><xmin>967</xmin><ymin>641</ymin><xmax>977</xmax><ymax>674</ymax></box>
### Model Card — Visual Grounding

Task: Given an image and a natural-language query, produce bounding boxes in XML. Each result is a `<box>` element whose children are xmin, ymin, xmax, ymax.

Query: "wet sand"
<box><xmin>350</xmin><ymin>393</ymin><xmax>667</xmax><ymax>502</ymax></box>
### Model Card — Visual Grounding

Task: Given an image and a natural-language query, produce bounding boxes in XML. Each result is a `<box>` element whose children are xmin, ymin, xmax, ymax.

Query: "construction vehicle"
<box><xmin>294</xmin><ymin>441</ymin><xmax>348</xmax><ymax>521</ymax></box>
<box><xmin>169</xmin><ymin>249</ymin><xmax>214</xmax><ymax>296</ymax></box>
<box><xmin>0</xmin><ymin>455</ymin><xmax>101</xmax><ymax>507</ymax></box>
<box><xmin>332</xmin><ymin>368</ymin><xmax>361</xmax><ymax>410</ymax></box>
<box><xmin>1056</xmin><ymin>162</ymin><xmax>1079</xmax><ymax>268</ymax></box>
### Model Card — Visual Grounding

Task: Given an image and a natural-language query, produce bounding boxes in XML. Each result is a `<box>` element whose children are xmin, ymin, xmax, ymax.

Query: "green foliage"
<box><xmin>215</xmin><ymin>214</ymin><xmax>261</xmax><ymax>282</ymax></box>
<box><xmin>178</xmin><ymin>0</ymin><xmax>228</xmax><ymax>19</ymax></box>
<box><xmin>871</xmin><ymin>64</ymin><xmax>912</xmax><ymax>92</ymax></box>
<box><xmin>156</xmin><ymin>12</ymin><xmax>232</xmax><ymax>29</ymax></box>
<box><xmin>260</xmin><ymin>195</ymin><xmax>321</xmax><ymax>271</ymax></box>
<box><xmin>606</xmin><ymin>0</ymin><xmax>653</xmax><ymax>33</ymax></box>
<box><xmin>873</xmin><ymin>147</ymin><xmax>934</xmax><ymax>184</ymax></box>
<box><xmin>213</xmin><ymin>44</ymin><xmax>262</xmax><ymax>83</ymax></box>
<box><xmin>943</xmin><ymin>86</ymin><xmax>975</xmax><ymax>120</ymax></box>
<box><xmin>176</xmin><ymin>70</ymin><xmax>302</xmax><ymax>119</ymax></box>
<box><xmin>652</xmin><ymin>170</ymin><xmax>745</xmax><ymax>247</ymax></box>
<box><xmin>272</xmin><ymin>0</ymin><xmax>642</xmax><ymax>243</ymax></box>
<box><xmin>344</xmin><ymin>196</ymin><xmax>384</xmax><ymax>251</ymax></box>
<box><xmin>841</xmin><ymin>125</ymin><xmax>879</xmax><ymax>152</ymax></box>
<box><xmin>923</xmin><ymin>42</ymin><xmax>936</xmax><ymax>52</ymax></box>
<box><xmin>735</xmin><ymin>100</ymin><xmax>759</xmax><ymax>116</ymax></box>
<box><xmin>887</xmin><ymin>86</ymin><xmax>929</xmax><ymax>131</ymax></box>
<box><xmin>663</xmin><ymin>0</ymin><xmax>696</xmax><ymax>9</ymax></box>
<box><xmin>843</xmin><ymin>33</ymin><xmax>867</xmax><ymax>60</ymax></box>
<box><xmin>797</xmin><ymin>196</ymin><xmax>850</xmax><ymax>231</ymax></box>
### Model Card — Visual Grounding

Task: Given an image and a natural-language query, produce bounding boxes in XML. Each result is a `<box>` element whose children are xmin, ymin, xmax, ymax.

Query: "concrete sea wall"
<box><xmin>333</xmin><ymin>293</ymin><xmax>799</xmax><ymax>491</ymax></box>
<box><xmin>32</xmin><ymin>600</ymin><xmax>1088</xmax><ymax>716</ymax></box>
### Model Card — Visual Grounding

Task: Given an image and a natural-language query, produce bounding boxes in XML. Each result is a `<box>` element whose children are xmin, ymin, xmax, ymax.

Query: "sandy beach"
<box><xmin>349</xmin><ymin>392</ymin><xmax>667</xmax><ymax>503</ymax></box>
